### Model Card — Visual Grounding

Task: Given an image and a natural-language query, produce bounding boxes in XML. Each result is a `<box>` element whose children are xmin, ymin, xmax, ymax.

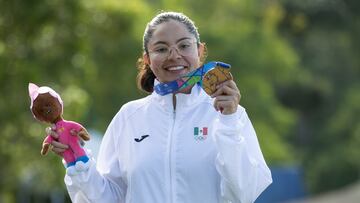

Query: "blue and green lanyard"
<box><xmin>154</xmin><ymin>61</ymin><xmax>230</xmax><ymax>96</ymax></box>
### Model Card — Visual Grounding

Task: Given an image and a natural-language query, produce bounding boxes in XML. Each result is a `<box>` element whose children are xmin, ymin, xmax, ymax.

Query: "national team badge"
<box><xmin>194</xmin><ymin>127</ymin><xmax>208</xmax><ymax>141</ymax></box>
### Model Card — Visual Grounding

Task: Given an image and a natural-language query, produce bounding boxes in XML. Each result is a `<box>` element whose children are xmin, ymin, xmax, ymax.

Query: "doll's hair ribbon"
<box><xmin>154</xmin><ymin>61</ymin><xmax>230</xmax><ymax>96</ymax></box>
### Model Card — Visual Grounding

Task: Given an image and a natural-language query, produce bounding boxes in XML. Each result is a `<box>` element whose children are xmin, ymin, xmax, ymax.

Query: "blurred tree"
<box><xmin>279</xmin><ymin>0</ymin><xmax>360</xmax><ymax>193</ymax></box>
<box><xmin>0</xmin><ymin>0</ymin><xmax>150</xmax><ymax>201</ymax></box>
<box><xmin>0</xmin><ymin>0</ymin><xmax>90</xmax><ymax>200</ymax></box>
<box><xmin>3</xmin><ymin>0</ymin><xmax>359</xmax><ymax>201</ymax></box>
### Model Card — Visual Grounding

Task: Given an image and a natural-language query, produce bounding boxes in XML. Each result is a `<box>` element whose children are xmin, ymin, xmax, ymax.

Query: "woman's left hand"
<box><xmin>211</xmin><ymin>80</ymin><xmax>241</xmax><ymax>115</ymax></box>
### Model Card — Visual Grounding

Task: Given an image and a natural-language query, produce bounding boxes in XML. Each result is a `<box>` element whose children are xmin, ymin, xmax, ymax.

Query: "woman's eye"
<box><xmin>155</xmin><ymin>47</ymin><xmax>168</xmax><ymax>53</ymax></box>
<box><xmin>179</xmin><ymin>43</ymin><xmax>190</xmax><ymax>50</ymax></box>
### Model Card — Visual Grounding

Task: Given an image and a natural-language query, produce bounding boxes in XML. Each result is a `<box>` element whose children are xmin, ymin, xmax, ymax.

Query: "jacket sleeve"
<box><xmin>64</xmin><ymin>113</ymin><xmax>127</xmax><ymax>203</ymax></box>
<box><xmin>213</xmin><ymin>106</ymin><xmax>272</xmax><ymax>203</ymax></box>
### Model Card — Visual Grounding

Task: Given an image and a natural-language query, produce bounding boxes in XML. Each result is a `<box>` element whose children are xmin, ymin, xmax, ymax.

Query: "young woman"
<box><xmin>52</xmin><ymin>11</ymin><xmax>272</xmax><ymax>203</ymax></box>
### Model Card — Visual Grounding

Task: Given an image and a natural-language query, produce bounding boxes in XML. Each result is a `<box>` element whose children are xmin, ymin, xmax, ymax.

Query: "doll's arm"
<box><xmin>41</xmin><ymin>138</ymin><xmax>51</xmax><ymax>155</ymax></box>
<box><xmin>68</xmin><ymin>121</ymin><xmax>90</xmax><ymax>141</ymax></box>
<box><xmin>41</xmin><ymin>133</ymin><xmax>55</xmax><ymax>155</ymax></box>
<box><xmin>78</xmin><ymin>128</ymin><xmax>90</xmax><ymax>141</ymax></box>
<box><xmin>70</xmin><ymin>127</ymin><xmax>90</xmax><ymax>141</ymax></box>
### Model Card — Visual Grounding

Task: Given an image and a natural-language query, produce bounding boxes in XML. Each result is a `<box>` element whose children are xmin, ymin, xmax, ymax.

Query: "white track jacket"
<box><xmin>65</xmin><ymin>85</ymin><xmax>272</xmax><ymax>203</ymax></box>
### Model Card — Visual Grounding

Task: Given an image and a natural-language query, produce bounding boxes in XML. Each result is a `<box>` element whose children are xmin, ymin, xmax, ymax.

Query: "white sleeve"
<box><xmin>214</xmin><ymin>106</ymin><xmax>272</xmax><ymax>203</ymax></box>
<box><xmin>64</xmin><ymin>114</ymin><xmax>127</xmax><ymax>203</ymax></box>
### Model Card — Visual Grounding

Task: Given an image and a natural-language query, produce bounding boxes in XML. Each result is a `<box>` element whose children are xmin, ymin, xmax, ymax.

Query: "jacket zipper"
<box><xmin>168</xmin><ymin>97</ymin><xmax>177</xmax><ymax>203</ymax></box>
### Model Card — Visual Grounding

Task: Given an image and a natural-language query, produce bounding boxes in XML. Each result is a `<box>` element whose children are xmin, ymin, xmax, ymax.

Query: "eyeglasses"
<box><xmin>148</xmin><ymin>40</ymin><xmax>198</xmax><ymax>59</ymax></box>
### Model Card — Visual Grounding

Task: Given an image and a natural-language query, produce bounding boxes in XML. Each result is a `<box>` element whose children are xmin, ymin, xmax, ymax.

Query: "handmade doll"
<box><xmin>28</xmin><ymin>83</ymin><xmax>90</xmax><ymax>175</ymax></box>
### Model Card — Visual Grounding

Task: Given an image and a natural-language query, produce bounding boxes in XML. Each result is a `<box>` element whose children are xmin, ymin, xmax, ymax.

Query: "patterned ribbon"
<box><xmin>154</xmin><ymin>61</ymin><xmax>230</xmax><ymax>96</ymax></box>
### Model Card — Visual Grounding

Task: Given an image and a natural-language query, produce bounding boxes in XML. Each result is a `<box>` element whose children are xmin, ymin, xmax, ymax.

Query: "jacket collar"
<box><xmin>151</xmin><ymin>79</ymin><xmax>208</xmax><ymax>111</ymax></box>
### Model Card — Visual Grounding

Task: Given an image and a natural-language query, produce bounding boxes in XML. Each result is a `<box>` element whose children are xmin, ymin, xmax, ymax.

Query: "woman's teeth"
<box><xmin>168</xmin><ymin>66</ymin><xmax>184</xmax><ymax>71</ymax></box>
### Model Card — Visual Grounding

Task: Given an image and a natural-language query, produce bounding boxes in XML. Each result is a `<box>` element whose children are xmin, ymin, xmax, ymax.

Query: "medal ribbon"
<box><xmin>154</xmin><ymin>61</ymin><xmax>230</xmax><ymax>96</ymax></box>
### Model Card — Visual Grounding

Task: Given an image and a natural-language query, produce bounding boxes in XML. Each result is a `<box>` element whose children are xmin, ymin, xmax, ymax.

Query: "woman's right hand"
<box><xmin>45</xmin><ymin>127</ymin><xmax>69</xmax><ymax>156</ymax></box>
<box><xmin>51</xmin><ymin>140</ymin><xmax>69</xmax><ymax>156</ymax></box>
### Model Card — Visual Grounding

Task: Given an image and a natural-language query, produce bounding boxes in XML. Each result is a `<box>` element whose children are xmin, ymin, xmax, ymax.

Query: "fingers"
<box><xmin>46</xmin><ymin>127</ymin><xmax>59</xmax><ymax>139</ymax></box>
<box><xmin>45</xmin><ymin>126</ymin><xmax>70</xmax><ymax>156</ymax></box>
<box><xmin>213</xmin><ymin>99</ymin><xmax>238</xmax><ymax>115</ymax></box>
<box><xmin>211</xmin><ymin>80</ymin><xmax>240</xmax><ymax>98</ymax></box>
<box><xmin>211</xmin><ymin>80</ymin><xmax>241</xmax><ymax>115</ymax></box>
<box><xmin>51</xmin><ymin>140</ymin><xmax>68</xmax><ymax>155</ymax></box>
<box><xmin>45</xmin><ymin>127</ymin><xmax>52</xmax><ymax>134</ymax></box>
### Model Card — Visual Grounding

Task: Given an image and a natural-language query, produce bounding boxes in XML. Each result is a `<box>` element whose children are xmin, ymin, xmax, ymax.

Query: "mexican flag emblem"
<box><xmin>194</xmin><ymin>127</ymin><xmax>208</xmax><ymax>141</ymax></box>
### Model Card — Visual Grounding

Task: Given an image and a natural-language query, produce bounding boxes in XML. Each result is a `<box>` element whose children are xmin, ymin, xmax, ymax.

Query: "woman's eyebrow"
<box><xmin>152</xmin><ymin>41</ymin><xmax>168</xmax><ymax>46</ymax></box>
<box><xmin>176</xmin><ymin>37</ymin><xmax>192</xmax><ymax>43</ymax></box>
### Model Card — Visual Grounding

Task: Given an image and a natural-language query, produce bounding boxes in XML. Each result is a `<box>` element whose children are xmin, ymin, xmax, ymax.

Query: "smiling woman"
<box><xmin>144</xmin><ymin>20</ymin><xmax>203</xmax><ymax>84</ymax></box>
<box><xmin>52</xmin><ymin>11</ymin><xmax>272</xmax><ymax>203</ymax></box>
<box><xmin>137</xmin><ymin>12</ymin><xmax>204</xmax><ymax>92</ymax></box>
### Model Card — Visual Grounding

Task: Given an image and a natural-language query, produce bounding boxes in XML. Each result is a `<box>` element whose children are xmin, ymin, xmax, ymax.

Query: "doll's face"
<box><xmin>32</xmin><ymin>93</ymin><xmax>62</xmax><ymax>123</ymax></box>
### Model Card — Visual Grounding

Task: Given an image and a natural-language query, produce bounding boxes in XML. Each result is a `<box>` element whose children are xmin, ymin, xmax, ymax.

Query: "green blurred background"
<box><xmin>0</xmin><ymin>0</ymin><xmax>359</xmax><ymax>202</ymax></box>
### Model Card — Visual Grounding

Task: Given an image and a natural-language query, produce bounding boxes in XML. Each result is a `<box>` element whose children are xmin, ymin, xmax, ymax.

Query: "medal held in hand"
<box><xmin>154</xmin><ymin>61</ymin><xmax>232</xmax><ymax>96</ymax></box>
<box><xmin>201</xmin><ymin>63</ymin><xmax>232</xmax><ymax>95</ymax></box>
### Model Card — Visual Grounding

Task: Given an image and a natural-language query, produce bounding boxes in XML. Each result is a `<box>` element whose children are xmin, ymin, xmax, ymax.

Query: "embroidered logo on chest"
<box><xmin>134</xmin><ymin>134</ymin><xmax>149</xmax><ymax>142</ymax></box>
<box><xmin>194</xmin><ymin>127</ymin><xmax>208</xmax><ymax>141</ymax></box>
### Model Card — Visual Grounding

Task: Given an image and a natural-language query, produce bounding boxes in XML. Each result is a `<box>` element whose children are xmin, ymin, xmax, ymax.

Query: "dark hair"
<box><xmin>136</xmin><ymin>11</ymin><xmax>204</xmax><ymax>93</ymax></box>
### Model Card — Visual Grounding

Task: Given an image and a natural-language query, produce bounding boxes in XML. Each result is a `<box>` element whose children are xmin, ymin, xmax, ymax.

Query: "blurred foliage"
<box><xmin>278</xmin><ymin>0</ymin><xmax>360</xmax><ymax>193</ymax></box>
<box><xmin>0</xmin><ymin>0</ymin><xmax>359</xmax><ymax>201</ymax></box>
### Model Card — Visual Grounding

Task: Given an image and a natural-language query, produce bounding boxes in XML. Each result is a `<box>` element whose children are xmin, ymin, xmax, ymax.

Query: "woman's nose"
<box><xmin>167</xmin><ymin>47</ymin><xmax>182</xmax><ymax>59</ymax></box>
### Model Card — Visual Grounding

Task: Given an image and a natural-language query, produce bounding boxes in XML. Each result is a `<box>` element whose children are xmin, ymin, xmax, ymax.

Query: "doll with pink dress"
<box><xmin>28</xmin><ymin>83</ymin><xmax>90</xmax><ymax>175</ymax></box>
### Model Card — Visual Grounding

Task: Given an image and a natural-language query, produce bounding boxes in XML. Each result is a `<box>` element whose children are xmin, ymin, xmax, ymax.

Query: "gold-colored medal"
<box><xmin>202</xmin><ymin>65</ymin><xmax>232</xmax><ymax>95</ymax></box>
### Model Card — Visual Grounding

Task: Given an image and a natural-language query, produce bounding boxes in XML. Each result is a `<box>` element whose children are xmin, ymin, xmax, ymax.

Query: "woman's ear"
<box><xmin>198</xmin><ymin>43</ymin><xmax>205</xmax><ymax>55</ymax></box>
<box><xmin>143</xmin><ymin>52</ymin><xmax>151</xmax><ymax>65</ymax></box>
<box><xmin>198</xmin><ymin>42</ymin><xmax>206</xmax><ymax>63</ymax></box>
